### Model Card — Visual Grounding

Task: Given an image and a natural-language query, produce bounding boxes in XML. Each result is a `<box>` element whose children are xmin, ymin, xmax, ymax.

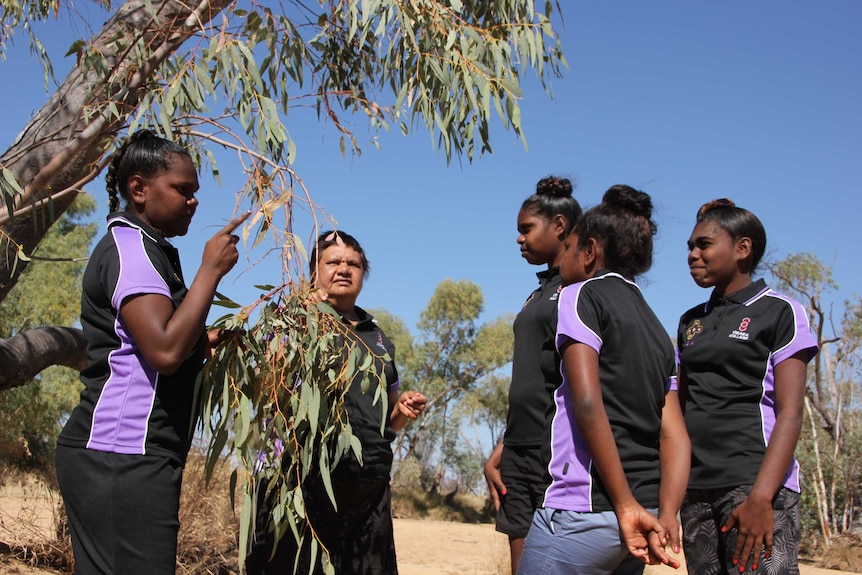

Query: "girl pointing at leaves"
<box><xmin>56</xmin><ymin>130</ymin><xmax>247</xmax><ymax>574</ymax></box>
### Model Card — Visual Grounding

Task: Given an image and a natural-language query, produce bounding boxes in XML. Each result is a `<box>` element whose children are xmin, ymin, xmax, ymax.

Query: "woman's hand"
<box><xmin>724</xmin><ymin>494</ymin><xmax>774</xmax><ymax>572</ymax></box>
<box><xmin>483</xmin><ymin>442</ymin><xmax>506</xmax><ymax>512</ymax></box>
<box><xmin>617</xmin><ymin>504</ymin><xmax>679</xmax><ymax>568</ymax></box>
<box><xmin>396</xmin><ymin>391</ymin><xmax>427</xmax><ymax>420</ymax></box>
<box><xmin>390</xmin><ymin>390</ymin><xmax>427</xmax><ymax>431</ymax></box>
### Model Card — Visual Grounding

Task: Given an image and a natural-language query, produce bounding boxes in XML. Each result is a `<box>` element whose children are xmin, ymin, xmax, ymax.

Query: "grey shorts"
<box><xmin>681</xmin><ymin>485</ymin><xmax>800</xmax><ymax>575</ymax></box>
<box><xmin>518</xmin><ymin>507</ymin><xmax>651</xmax><ymax>575</ymax></box>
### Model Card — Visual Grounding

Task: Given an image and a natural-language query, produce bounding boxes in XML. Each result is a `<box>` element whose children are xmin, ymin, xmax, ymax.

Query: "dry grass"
<box><xmin>0</xmin><ymin>454</ymin><xmax>243</xmax><ymax>575</ymax></box>
<box><xmin>815</xmin><ymin>534</ymin><xmax>862</xmax><ymax>573</ymax></box>
<box><xmin>0</xmin><ymin>467</ymin><xmax>71</xmax><ymax>572</ymax></box>
<box><xmin>176</xmin><ymin>453</ymin><xmax>241</xmax><ymax>574</ymax></box>
<box><xmin>392</xmin><ymin>486</ymin><xmax>493</xmax><ymax>524</ymax></box>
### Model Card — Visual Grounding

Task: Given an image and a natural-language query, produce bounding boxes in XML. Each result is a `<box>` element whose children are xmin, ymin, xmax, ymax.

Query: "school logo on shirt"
<box><xmin>376</xmin><ymin>332</ymin><xmax>388</xmax><ymax>352</ymax></box>
<box><xmin>728</xmin><ymin>317</ymin><xmax>751</xmax><ymax>341</ymax></box>
<box><xmin>684</xmin><ymin>319</ymin><xmax>703</xmax><ymax>343</ymax></box>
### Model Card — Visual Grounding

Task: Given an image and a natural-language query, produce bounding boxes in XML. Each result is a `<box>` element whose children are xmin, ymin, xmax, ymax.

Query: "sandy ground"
<box><xmin>1</xmin><ymin>477</ymin><xmax>858</xmax><ymax>575</ymax></box>
<box><xmin>393</xmin><ymin>518</ymin><xmax>859</xmax><ymax>575</ymax></box>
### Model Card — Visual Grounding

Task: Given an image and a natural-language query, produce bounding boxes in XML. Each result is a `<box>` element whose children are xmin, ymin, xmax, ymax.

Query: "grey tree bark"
<box><xmin>0</xmin><ymin>0</ymin><xmax>232</xmax><ymax>387</ymax></box>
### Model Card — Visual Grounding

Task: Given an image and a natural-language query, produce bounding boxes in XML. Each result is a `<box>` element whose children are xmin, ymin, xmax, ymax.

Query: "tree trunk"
<box><xmin>0</xmin><ymin>0</ymin><xmax>232</xmax><ymax>303</ymax></box>
<box><xmin>0</xmin><ymin>0</ymin><xmax>233</xmax><ymax>389</ymax></box>
<box><xmin>806</xmin><ymin>396</ymin><xmax>833</xmax><ymax>545</ymax></box>
<box><xmin>0</xmin><ymin>326</ymin><xmax>87</xmax><ymax>390</ymax></box>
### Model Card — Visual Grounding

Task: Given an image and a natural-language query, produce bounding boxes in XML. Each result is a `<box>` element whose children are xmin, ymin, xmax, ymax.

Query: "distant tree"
<box><xmin>769</xmin><ymin>253</ymin><xmax>862</xmax><ymax>546</ymax></box>
<box><xmin>0</xmin><ymin>194</ymin><xmax>96</xmax><ymax>471</ymax></box>
<box><xmin>373</xmin><ymin>279</ymin><xmax>514</xmax><ymax>493</ymax></box>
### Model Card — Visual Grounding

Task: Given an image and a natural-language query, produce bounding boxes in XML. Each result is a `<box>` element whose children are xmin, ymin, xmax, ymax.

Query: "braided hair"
<box><xmin>105</xmin><ymin>130</ymin><xmax>191</xmax><ymax>213</ymax></box>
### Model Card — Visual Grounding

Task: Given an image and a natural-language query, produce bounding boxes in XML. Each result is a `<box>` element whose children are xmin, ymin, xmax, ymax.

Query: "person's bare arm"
<box><xmin>562</xmin><ymin>341</ymin><xmax>675</xmax><ymax>566</ymax></box>
<box><xmin>725</xmin><ymin>352</ymin><xmax>807</xmax><ymax>571</ymax></box>
<box><xmin>121</xmin><ymin>213</ymin><xmax>248</xmax><ymax>374</ymax></box>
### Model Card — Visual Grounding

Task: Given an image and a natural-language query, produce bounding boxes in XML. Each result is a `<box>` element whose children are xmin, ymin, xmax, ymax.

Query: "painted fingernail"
<box><xmin>733</xmin><ymin>559</ymin><xmax>738</xmax><ymax>566</ymax></box>
<box><xmin>739</xmin><ymin>566</ymin><xmax>745</xmax><ymax>573</ymax></box>
<box><xmin>753</xmin><ymin>565</ymin><xmax>758</xmax><ymax>570</ymax></box>
<box><xmin>721</xmin><ymin>526</ymin><xmax>728</xmax><ymax>533</ymax></box>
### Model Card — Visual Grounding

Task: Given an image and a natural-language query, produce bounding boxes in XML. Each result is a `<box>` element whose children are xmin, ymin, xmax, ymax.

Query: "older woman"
<box><xmin>249</xmin><ymin>230</ymin><xmax>426</xmax><ymax>575</ymax></box>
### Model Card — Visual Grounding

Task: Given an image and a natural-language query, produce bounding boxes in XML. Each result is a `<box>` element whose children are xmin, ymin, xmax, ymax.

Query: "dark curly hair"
<box><xmin>574</xmin><ymin>184</ymin><xmax>657</xmax><ymax>280</ymax></box>
<box><xmin>105</xmin><ymin>130</ymin><xmax>191</xmax><ymax>213</ymax></box>
<box><xmin>695</xmin><ymin>198</ymin><xmax>767</xmax><ymax>272</ymax></box>
<box><xmin>521</xmin><ymin>175</ymin><xmax>583</xmax><ymax>235</ymax></box>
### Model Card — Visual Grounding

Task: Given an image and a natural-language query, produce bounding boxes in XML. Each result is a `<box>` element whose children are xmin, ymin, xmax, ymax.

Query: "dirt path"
<box><xmin>1</xmin><ymin>485</ymin><xmax>857</xmax><ymax>575</ymax></box>
<box><xmin>393</xmin><ymin>518</ymin><xmax>858</xmax><ymax>575</ymax></box>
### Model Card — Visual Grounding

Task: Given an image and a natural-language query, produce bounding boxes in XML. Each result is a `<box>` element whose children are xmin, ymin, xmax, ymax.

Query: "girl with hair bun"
<box><xmin>484</xmin><ymin>176</ymin><xmax>582</xmax><ymax>574</ymax></box>
<box><xmin>518</xmin><ymin>185</ymin><xmax>690</xmax><ymax>575</ymax></box>
<box><xmin>678</xmin><ymin>199</ymin><xmax>817</xmax><ymax>575</ymax></box>
<box><xmin>55</xmin><ymin>130</ymin><xmax>248</xmax><ymax>574</ymax></box>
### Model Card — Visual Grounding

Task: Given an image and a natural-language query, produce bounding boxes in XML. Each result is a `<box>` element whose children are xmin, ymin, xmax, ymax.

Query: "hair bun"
<box><xmin>536</xmin><ymin>176</ymin><xmax>573</xmax><ymax>198</ymax></box>
<box><xmin>603</xmin><ymin>184</ymin><xmax>652</xmax><ymax>219</ymax></box>
<box><xmin>697</xmin><ymin>198</ymin><xmax>736</xmax><ymax>219</ymax></box>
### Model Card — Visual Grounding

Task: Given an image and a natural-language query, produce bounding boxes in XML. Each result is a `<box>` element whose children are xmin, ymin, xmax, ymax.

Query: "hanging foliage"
<box><xmin>199</xmin><ymin>285</ymin><xmax>390</xmax><ymax>573</ymax></box>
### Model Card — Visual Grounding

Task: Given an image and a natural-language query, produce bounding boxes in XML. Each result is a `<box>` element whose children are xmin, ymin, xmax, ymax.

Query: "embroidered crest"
<box><xmin>729</xmin><ymin>317</ymin><xmax>751</xmax><ymax>341</ymax></box>
<box><xmin>685</xmin><ymin>319</ymin><xmax>704</xmax><ymax>342</ymax></box>
<box><xmin>550</xmin><ymin>285</ymin><xmax>562</xmax><ymax>302</ymax></box>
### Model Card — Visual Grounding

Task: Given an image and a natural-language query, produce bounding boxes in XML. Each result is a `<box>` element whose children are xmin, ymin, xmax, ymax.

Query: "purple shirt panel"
<box><xmin>87</xmin><ymin>226</ymin><xmax>170</xmax><ymax>455</ymax></box>
<box><xmin>543</xmin><ymin>282</ymin><xmax>601</xmax><ymax>511</ymax></box>
<box><xmin>555</xmin><ymin>283</ymin><xmax>602</xmax><ymax>355</ymax></box>
<box><xmin>748</xmin><ymin>289</ymin><xmax>816</xmax><ymax>492</ymax></box>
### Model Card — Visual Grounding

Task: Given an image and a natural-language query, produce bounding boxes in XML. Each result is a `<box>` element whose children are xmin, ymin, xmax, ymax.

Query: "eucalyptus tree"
<box><xmin>0</xmin><ymin>194</ymin><xmax>96</xmax><ymax>470</ymax></box>
<box><xmin>373</xmin><ymin>279</ymin><xmax>514</xmax><ymax>493</ymax></box>
<box><xmin>769</xmin><ymin>253</ymin><xmax>862</xmax><ymax>545</ymax></box>
<box><xmin>0</xmin><ymin>0</ymin><xmax>566</xmax><ymax>383</ymax></box>
<box><xmin>1</xmin><ymin>1</ymin><xmax>567</xmax><ymax>570</ymax></box>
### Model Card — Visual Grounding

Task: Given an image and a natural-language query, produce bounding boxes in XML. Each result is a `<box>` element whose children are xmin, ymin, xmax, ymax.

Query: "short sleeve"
<box><xmin>556</xmin><ymin>282</ymin><xmax>602</xmax><ymax>354</ymax></box>
<box><xmin>771</xmin><ymin>295</ymin><xmax>818</xmax><ymax>365</ymax></box>
<box><xmin>109</xmin><ymin>226</ymin><xmax>171</xmax><ymax>310</ymax></box>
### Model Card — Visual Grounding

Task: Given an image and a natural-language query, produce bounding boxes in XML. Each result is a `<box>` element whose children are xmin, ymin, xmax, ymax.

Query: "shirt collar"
<box><xmin>107</xmin><ymin>211</ymin><xmax>173</xmax><ymax>249</ymax></box>
<box><xmin>709</xmin><ymin>278</ymin><xmax>768</xmax><ymax>307</ymax></box>
<box><xmin>536</xmin><ymin>266</ymin><xmax>560</xmax><ymax>283</ymax></box>
<box><xmin>339</xmin><ymin>305</ymin><xmax>375</xmax><ymax>330</ymax></box>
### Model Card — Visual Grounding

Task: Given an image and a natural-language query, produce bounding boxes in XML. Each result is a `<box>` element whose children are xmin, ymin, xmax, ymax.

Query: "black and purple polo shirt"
<box><xmin>504</xmin><ymin>266</ymin><xmax>563</xmax><ymax>451</ymax></box>
<box><xmin>678</xmin><ymin>279</ymin><xmax>817</xmax><ymax>492</ymax></box>
<box><xmin>58</xmin><ymin>213</ymin><xmax>204</xmax><ymax>463</ymax></box>
<box><xmin>544</xmin><ymin>270</ymin><xmax>676</xmax><ymax>512</ymax></box>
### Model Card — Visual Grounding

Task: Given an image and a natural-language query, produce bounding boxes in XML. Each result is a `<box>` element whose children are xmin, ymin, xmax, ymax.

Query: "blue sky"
<box><xmin>2</xmin><ymin>1</ymin><xmax>860</xmax><ymax>338</ymax></box>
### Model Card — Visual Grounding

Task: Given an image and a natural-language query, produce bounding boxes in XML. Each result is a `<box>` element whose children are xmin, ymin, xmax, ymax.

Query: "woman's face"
<box><xmin>517</xmin><ymin>207</ymin><xmax>564</xmax><ymax>266</ymax></box>
<box><xmin>132</xmin><ymin>154</ymin><xmax>199</xmax><ymax>237</ymax></box>
<box><xmin>315</xmin><ymin>244</ymin><xmax>365</xmax><ymax>311</ymax></box>
<box><xmin>687</xmin><ymin>220</ymin><xmax>744</xmax><ymax>290</ymax></box>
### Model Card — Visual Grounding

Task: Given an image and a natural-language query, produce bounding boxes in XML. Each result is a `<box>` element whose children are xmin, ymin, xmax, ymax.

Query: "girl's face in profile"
<box><xmin>516</xmin><ymin>207</ymin><xmax>564</xmax><ymax>267</ymax></box>
<box><xmin>133</xmin><ymin>154</ymin><xmax>200</xmax><ymax>238</ymax></box>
